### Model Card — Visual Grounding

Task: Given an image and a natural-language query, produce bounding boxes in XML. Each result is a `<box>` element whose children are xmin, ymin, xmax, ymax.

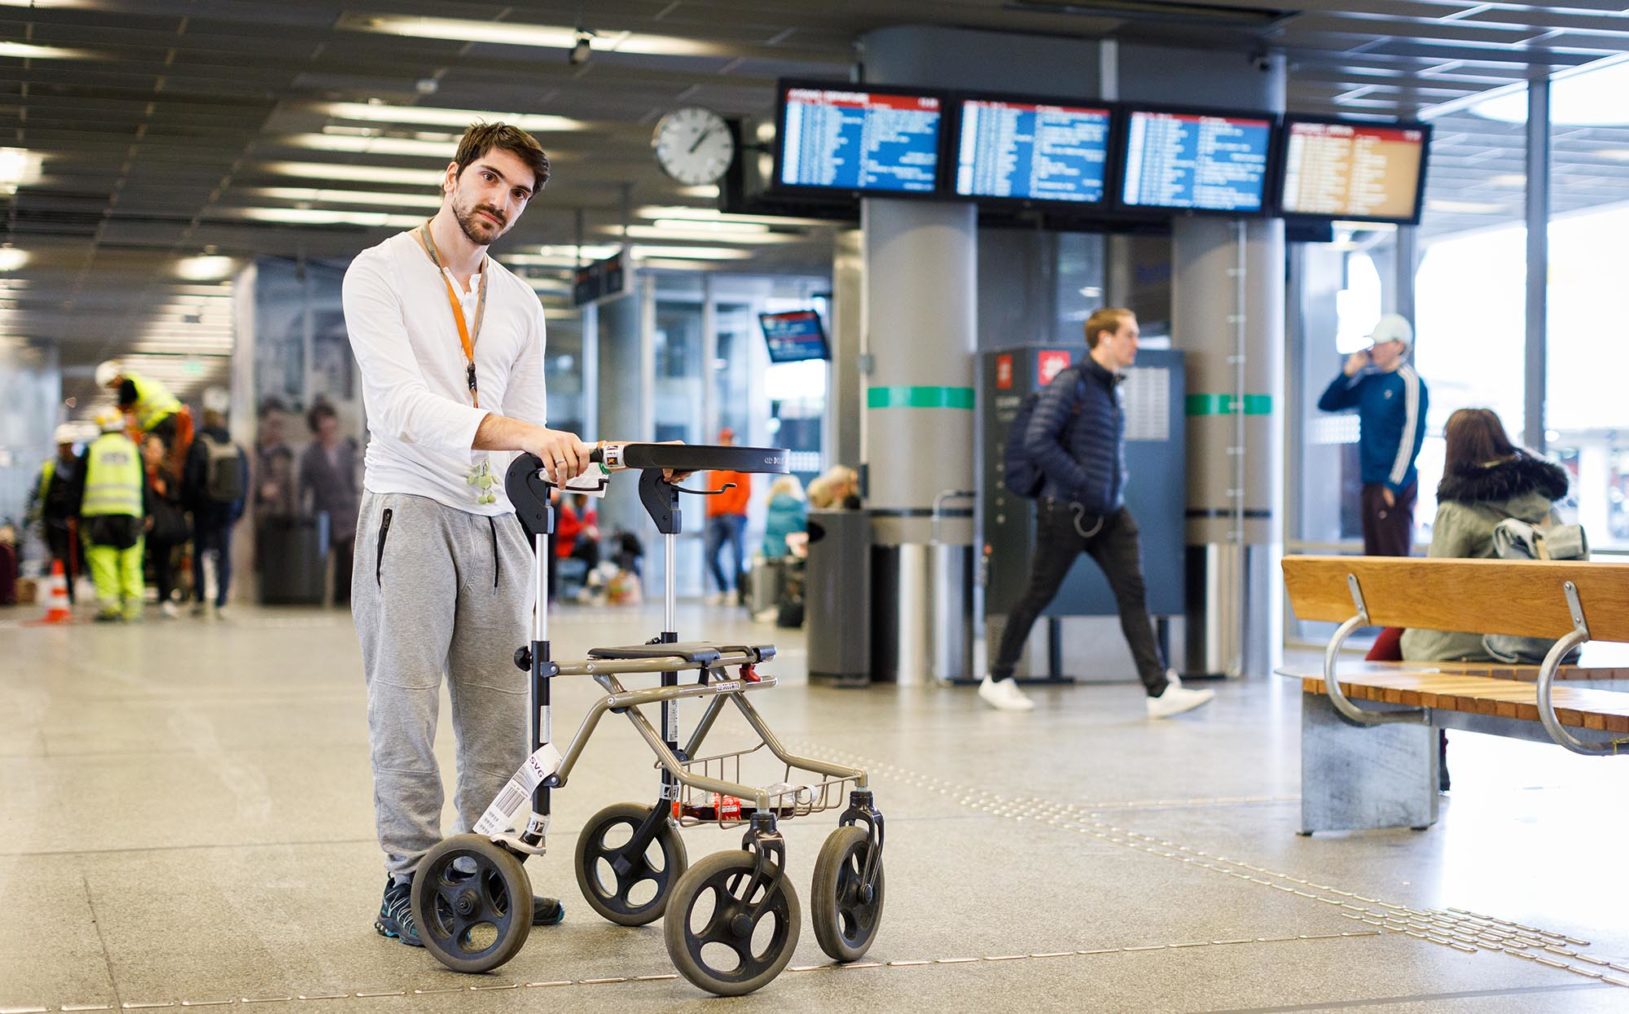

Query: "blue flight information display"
<box><xmin>955</xmin><ymin>99</ymin><xmax>1111</xmax><ymax>203</ymax></box>
<box><xmin>1121</xmin><ymin>110</ymin><xmax>1272</xmax><ymax>212</ymax></box>
<box><xmin>759</xmin><ymin>310</ymin><xmax>829</xmax><ymax>363</ymax></box>
<box><xmin>779</xmin><ymin>87</ymin><xmax>942</xmax><ymax>193</ymax></box>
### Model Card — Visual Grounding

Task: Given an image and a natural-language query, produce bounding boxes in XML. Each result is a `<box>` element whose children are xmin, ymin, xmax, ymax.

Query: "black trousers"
<box><xmin>991</xmin><ymin>502</ymin><xmax>1169</xmax><ymax>697</ymax></box>
<box><xmin>46</xmin><ymin>525</ymin><xmax>78</xmax><ymax>603</ymax></box>
<box><xmin>1360</xmin><ymin>482</ymin><xmax>1416</xmax><ymax>557</ymax></box>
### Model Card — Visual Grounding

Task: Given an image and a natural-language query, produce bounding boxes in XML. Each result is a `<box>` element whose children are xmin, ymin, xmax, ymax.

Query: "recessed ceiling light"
<box><xmin>318</xmin><ymin>101</ymin><xmax>586</xmax><ymax>134</ymax></box>
<box><xmin>337</xmin><ymin>13</ymin><xmax>725</xmax><ymax>58</ymax></box>
<box><xmin>0</xmin><ymin>248</ymin><xmax>29</xmax><ymax>271</ymax></box>
<box><xmin>608</xmin><ymin>224</ymin><xmax>801</xmax><ymax>244</ymax></box>
<box><xmin>282</xmin><ymin>133</ymin><xmax>460</xmax><ymax>158</ymax></box>
<box><xmin>217</xmin><ymin>207</ymin><xmax>423</xmax><ymax>228</ymax></box>
<box><xmin>628</xmin><ymin>245</ymin><xmax>753</xmax><ymax>261</ymax></box>
<box><xmin>636</xmin><ymin>205</ymin><xmax>835</xmax><ymax>228</ymax></box>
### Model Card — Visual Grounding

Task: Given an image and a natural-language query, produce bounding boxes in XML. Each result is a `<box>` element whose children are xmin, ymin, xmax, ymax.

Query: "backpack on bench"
<box><xmin>1483</xmin><ymin>516</ymin><xmax>1589</xmax><ymax>664</ymax></box>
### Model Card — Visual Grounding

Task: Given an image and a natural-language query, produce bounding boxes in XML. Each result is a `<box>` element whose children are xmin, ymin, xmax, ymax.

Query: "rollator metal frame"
<box><xmin>495</xmin><ymin>444</ymin><xmax>871</xmax><ymax>864</ymax></box>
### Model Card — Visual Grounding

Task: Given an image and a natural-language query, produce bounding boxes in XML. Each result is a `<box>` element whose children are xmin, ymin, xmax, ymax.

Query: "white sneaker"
<box><xmin>1147</xmin><ymin>682</ymin><xmax>1214</xmax><ymax>719</ymax></box>
<box><xmin>705</xmin><ymin>592</ymin><xmax>726</xmax><ymax>606</ymax></box>
<box><xmin>213</xmin><ymin>606</ymin><xmax>229</xmax><ymax>621</ymax></box>
<box><xmin>1165</xmin><ymin>669</ymin><xmax>1183</xmax><ymax>689</ymax></box>
<box><xmin>978</xmin><ymin>676</ymin><xmax>1035</xmax><ymax>712</ymax></box>
<box><xmin>159</xmin><ymin>601</ymin><xmax>181</xmax><ymax>619</ymax></box>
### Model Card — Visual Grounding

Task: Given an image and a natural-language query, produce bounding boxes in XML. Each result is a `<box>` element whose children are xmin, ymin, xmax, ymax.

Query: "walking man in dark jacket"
<box><xmin>1316</xmin><ymin>313</ymin><xmax>1428</xmax><ymax>557</ymax></box>
<box><xmin>980</xmin><ymin>308</ymin><xmax>1215</xmax><ymax>718</ymax></box>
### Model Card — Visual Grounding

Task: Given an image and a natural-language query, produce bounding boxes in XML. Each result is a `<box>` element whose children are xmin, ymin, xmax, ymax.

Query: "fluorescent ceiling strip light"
<box><xmin>636</xmin><ymin>205</ymin><xmax>835</xmax><ymax>228</ymax></box>
<box><xmin>0</xmin><ymin>41</ymin><xmax>91</xmax><ymax>59</ymax></box>
<box><xmin>223</xmin><ymin>207</ymin><xmax>424</xmax><ymax>228</ymax></box>
<box><xmin>612</xmin><ymin>225</ymin><xmax>802</xmax><ymax>244</ymax></box>
<box><xmin>284</xmin><ymin>133</ymin><xmax>461</xmax><ymax>159</ymax></box>
<box><xmin>339</xmin><ymin>14</ymin><xmax>724</xmax><ymax>58</ymax></box>
<box><xmin>243</xmin><ymin>186</ymin><xmax>442</xmax><ymax>209</ymax></box>
<box><xmin>318</xmin><ymin>100</ymin><xmax>586</xmax><ymax>134</ymax></box>
<box><xmin>651</xmin><ymin>219</ymin><xmax>770</xmax><ymax>235</ymax></box>
<box><xmin>261</xmin><ymin>161</ymin><xmax>445</xmax><ymax>186</ymax></box>
<box><xmin>629</xmin><ymin>245</ymin><xmax>753</xmax><ymax>261</ymax></box>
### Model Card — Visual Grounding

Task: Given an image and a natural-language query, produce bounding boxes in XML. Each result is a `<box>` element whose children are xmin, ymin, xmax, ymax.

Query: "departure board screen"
<box><xmin>1280</xmin><ymin>119</ymin><xmax>1428</xmax><ymax>222</ymax></box>
<box><xmin>777</xmin><ymin>85</ymin><xmax>943</xmax><ymax>194</ymax></box>
<box><xmin>1119</xmin><ymin>109</ymin><xmax>1273</xmax><ymax>213</ymax></box>
<box><xmin>954</xmin><ymin>98</ymin><xmax>1112</xmax><ymax>204</ymax></box>
<box><xmin>759</xmin><ymin>310</ymin><xmax>829</xmax><ymax>363</ymax></box>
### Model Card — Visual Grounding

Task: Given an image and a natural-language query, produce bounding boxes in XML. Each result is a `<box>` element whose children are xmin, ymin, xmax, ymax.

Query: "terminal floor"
<box><xmin>3</xmin><ymin>603</ymin><xmax>1628</xmax><ymax>1013</ymax></box>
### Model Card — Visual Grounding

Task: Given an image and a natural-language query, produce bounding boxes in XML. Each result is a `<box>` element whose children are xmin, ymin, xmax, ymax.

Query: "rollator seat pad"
<box><xmin>586</xmin><ymin>642</ymin><xmax>777</xmax><ymax>665</ymax></box>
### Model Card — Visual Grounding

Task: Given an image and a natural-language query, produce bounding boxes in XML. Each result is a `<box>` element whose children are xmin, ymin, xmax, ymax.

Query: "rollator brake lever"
<box><xmin>672</xmin><ymin>481</ymin><xmax>736</xmax><ymax>497</ymax></box>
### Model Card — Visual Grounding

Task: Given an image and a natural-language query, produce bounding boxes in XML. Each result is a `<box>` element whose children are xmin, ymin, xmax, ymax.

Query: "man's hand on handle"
<box><xmin>523</xmin><ymin>427</ymin><xmax>592</xmax><ymax>487</ymax></box>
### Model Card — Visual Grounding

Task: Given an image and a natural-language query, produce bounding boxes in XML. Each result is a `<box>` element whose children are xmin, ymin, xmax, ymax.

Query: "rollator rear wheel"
<box><xmin>664</xmin><ymin>849</ymin><xmax>800</xmax><ymax>997</ymax></box>
<box><xmin>810</xmin><ymin>825</ymin><xmax>885</xmax><ymax>962</ymax></box>
<box><xmin>411</xmin><ymin>834</ymin><xmax>532</xmax><ymax>973</ymax></box>
<box><xmin>575</xmin><ymin>801</ymin><xmax>689</xmax><ymax>926</ymax></box>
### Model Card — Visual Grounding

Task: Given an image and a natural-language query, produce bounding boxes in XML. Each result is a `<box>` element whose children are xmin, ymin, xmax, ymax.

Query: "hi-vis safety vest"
<box><xmin>129</xmin><ymin>373</ymin><xmax>182</xmax><ymax>432</ymax></box>
<box><xmin>81</xmin><ymin>433</ymin><xmax>142</xmax><ymax>517</ymax></box>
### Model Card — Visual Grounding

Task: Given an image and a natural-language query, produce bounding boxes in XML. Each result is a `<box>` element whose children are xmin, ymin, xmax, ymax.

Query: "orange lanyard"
<box><xmin>415</xmin><ymin>224</ymin><xmax>488</xmax><ymax>408</ymax></box>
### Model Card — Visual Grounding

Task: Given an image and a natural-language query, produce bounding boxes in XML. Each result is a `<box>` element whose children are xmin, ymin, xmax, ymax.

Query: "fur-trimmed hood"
<box><xmin>1436</xmin><ymin>453</ymin><xmax>1568</xmax><ymax>505</ymax></box>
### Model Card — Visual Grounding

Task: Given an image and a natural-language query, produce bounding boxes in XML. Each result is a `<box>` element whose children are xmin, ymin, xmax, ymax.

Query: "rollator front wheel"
<box><xmin>575</xmin><ymin>801</ymin><xmax>689</xmax><ymax>926</ymax></box>
<box><xmin>664</xmin><ymin>849</ymin><xmax>800</xmax><ymax>997</ymax></box>
<box><xmin>810</xmin><ymin>825</ymin><xmax>885</xmax><ymax>962</ymax></box>
<box><xmin>411</xmin><ymin>834</ymin><xmax>531</xmax><ymax>973</ymax></box>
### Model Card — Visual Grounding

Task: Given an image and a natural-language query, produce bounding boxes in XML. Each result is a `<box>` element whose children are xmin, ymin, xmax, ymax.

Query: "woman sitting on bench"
<box><xmin>1387</xmin><ymin>408</ymin><xmax>1570</xmax><ymax>788</ymax></box>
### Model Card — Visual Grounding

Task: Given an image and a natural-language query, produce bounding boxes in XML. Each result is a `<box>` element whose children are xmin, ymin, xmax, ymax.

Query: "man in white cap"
<box><xmin>1317</xmin><ymin>313</ymin><xmax>1429</xmax><ymax>556</ymax></box>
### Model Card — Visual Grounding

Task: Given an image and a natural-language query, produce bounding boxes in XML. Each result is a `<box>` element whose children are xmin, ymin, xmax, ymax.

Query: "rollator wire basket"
<box><xmin>665</xmin><ymin>742</ymin><xmax>864</xmax><ymax>828</ymax></box>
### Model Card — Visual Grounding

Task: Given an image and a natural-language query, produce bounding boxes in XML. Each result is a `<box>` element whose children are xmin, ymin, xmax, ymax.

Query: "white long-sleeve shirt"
<box><xmin>342</xmin><ymin>230</ymin><xmax>548</xmax><ymax>515</ymax></box>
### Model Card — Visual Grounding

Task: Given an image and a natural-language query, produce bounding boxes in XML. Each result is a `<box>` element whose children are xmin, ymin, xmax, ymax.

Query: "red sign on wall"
<box><xmin>1037</xmin><ymin>350</ymin><xmax>1072</xmax><ymax>385</ymax></box>
<box><xmin>995</xmin><ymin>354</ymin><xmax>1014</xmax><ymax>390</ymax></box>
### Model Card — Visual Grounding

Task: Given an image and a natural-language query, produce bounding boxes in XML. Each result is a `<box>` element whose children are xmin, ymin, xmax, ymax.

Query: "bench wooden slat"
<box><xmin>1275</xmin><ymin>659</ymin><xmax>1629</xmax><ymax>682</ymax></box>
<box><xmin>1282</xmin><ymin>556</ymin><xmax>1629</xmax><ymax>642</ymax></box>
<box><xmin>1298</xmin><ymin>671</ymin><xmax>1629</xmax><ymax>733</ymax></box>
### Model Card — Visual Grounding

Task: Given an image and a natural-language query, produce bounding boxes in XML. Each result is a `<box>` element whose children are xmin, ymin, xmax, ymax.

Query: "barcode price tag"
<box><xmin>473</xmin><ymin>743</ymin><xmax>563</xmax><ymax>836</ymax></box>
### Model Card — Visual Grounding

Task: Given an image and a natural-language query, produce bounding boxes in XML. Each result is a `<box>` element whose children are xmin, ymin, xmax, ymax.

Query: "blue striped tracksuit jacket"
<box><xmin>1317</xmin><ymin>362</ymin><xmax>1428</xmax><ymax>494</ymax></box>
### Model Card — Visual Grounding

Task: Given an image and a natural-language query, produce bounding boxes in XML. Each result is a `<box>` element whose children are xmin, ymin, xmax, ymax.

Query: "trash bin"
<box><xmin>258</xmin><ymin>515</ymin><xmax>326</xmax><ymax>605</ymax></box>
<box><xmin>872</xmin><ymin>491</ymin><xmax>974</xmax><ymax>685</ymax></box>
<box><xmin>805</xmin><ymin>509</ymin><xmax>871</xmax><ymax>684</ymax></box>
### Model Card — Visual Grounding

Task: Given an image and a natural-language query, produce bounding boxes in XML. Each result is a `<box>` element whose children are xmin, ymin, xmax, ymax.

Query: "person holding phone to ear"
<box><xmin>1317</xmin><ymin>313</ymin><xmax>1429</xmax><ymax>557</ymax></box>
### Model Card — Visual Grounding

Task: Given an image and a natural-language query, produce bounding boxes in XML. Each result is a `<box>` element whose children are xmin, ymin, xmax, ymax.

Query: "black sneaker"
<box><xmin>532</xmin><ymin>896</ymin><xmax>565</xmax><ymax>926</ymax></box>
<box><xmin>375</xmin><ymin>877</ymin><xmax>423</xmax><ymax>947</ymax></box>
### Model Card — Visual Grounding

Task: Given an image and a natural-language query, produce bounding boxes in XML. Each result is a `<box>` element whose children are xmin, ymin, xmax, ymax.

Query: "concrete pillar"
<box><xmin>595</xmin><ymin>284</ymin><xmax>647</xmax><ymax>539</ymax></box>
<box><xmin>1173</xmin><ymin>216</ymin><xmax>1285</xmax><ymax>678</ymax></box>
<box><xmin>827</xmin><ymin>229</ymin><xmax>864</xmax><ymax>469</ymax></box>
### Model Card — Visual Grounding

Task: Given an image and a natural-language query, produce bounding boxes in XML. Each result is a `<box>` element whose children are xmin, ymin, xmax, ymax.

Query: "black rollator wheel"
<box><xmin>575</xmin><ymin>801</ymin><xmax>689</xmax><ymax>926</ymax></box>
<box><xmin>411</xmin><ymin>834</ymin><xmax>531</xmax><ymax>973</ymax></box>
<box><xmin>664</xmin><ymin>849</ymin><xmax>801</xmax><ymax>997</ymax></box>
<box><xmin>810</xmin><ymin>825</ymin><xmax>885</xmax><ymax>962</ymax></box>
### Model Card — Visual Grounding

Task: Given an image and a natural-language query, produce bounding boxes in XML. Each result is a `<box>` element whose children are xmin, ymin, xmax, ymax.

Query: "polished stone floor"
<box><xmin>3</xmin><ymin>599</ymin><xmax>1627</xmax><ymax>1013</ymax></box>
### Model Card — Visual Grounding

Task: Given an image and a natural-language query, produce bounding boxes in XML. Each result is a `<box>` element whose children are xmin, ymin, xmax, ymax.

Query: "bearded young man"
<box><xmin>342</xmin><ymin>122</ymin><xmax>591</xmax><ymax>947</ymax></box>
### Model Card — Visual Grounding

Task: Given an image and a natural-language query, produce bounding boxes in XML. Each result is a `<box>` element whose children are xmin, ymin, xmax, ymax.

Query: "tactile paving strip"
<box><xmin>0</xmin><ymin>931</ymin><xmax>1383</xmax><ymax>1012</ymax></box>
<box><xmin>788</xmin><ymin>743</ymin><xmax>1629</xmax><ymax>991</ymax></box>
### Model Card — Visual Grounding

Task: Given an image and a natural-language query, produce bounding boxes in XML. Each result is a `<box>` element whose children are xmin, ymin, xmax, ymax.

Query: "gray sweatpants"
<box><xmin>352</xmin><ymin>491</ymin><xmax>535</xmax><ymax>880</ymax></box>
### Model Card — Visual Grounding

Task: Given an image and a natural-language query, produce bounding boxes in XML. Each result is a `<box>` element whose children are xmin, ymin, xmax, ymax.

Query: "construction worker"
<box><xmin>96</xmin><ymin>359</ymin><xmax>194</xmax><ymax>473</ymax></box>
<box><xmin>70</xmin><ymin>407</ymin><xmax>149</xmax><ymax>622</ymax></box>
<box><xmin>26</xmin><ymin>424</ymin><xmax>83</xmax><ymax>602</ymax></box>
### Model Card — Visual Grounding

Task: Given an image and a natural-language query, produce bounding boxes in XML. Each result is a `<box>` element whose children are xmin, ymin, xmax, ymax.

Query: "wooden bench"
<box><xmin>1278</xmin><ymin>556</ymin><xmax>1629</xmax><ymax>834</ymax></box>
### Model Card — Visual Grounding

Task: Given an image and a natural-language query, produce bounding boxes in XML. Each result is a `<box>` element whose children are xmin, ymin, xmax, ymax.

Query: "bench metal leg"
<box><xmin>1301</xmin><ymin>692</ymin><xmax>1438</xmax><ymax>834</ymax></box>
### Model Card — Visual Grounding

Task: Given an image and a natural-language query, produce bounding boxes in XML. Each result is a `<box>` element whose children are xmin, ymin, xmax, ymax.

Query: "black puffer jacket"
<box><xmin>1435</xmin><ymin>452</ymin><xmax>1568</xmax><ymax>506</ymax></box>
<box><xmin>1024</xmin><ymin>356</ymin><xmax>1126</xmax><ymax>515</ymax></box>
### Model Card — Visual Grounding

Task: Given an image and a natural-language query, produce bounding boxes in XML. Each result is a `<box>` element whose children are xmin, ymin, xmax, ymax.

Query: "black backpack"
<box><xmin>1002</xmin><ymin>366</ymin><xmax>1083</xmax><ymax>499</ymax></box>
<box><xmin>199</xmin><ymin>433</ymin><xmax>245</xmax><ymax>504</ymax></box>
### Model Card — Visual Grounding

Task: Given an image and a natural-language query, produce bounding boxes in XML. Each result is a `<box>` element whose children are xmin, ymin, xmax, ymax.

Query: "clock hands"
<box><xmin>687</xmin><ymin>125</ymin><xmax>716</xmax><ymax>154</ymax></box>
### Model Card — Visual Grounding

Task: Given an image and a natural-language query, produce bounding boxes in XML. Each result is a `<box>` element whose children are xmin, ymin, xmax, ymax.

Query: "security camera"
<box><xmin>569</xmin><ymin>31</ymin><xmax>592</xmax><ymax>66</ymax></box>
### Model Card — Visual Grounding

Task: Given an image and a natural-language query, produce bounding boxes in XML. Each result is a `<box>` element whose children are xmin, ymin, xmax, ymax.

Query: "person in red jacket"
<box><xmin>548</xmin><ymin>492</ymin><xmax>598</xmax><ymax>600</ymax></box>
<box><xmin>703</xmin><ymin>427</ymin><xmax>751</xmax><ymax>605</ymax></box>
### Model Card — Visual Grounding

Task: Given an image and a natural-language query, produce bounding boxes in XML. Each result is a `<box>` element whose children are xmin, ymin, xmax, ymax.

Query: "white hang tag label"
<box><xmin>473</xmin><ymin>742</ymin><xmax>563</xmax><ymax>836</ymax></box>
<box><xmin>563</xmin><ymin>468</ymin><xmax>610</xmax><ymax>499</ymax></box>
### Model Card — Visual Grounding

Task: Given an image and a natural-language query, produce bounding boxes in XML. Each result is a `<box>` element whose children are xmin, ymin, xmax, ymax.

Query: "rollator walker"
<box><xmin>409</xmin><ymin>442</ymin><xmax>886</xmax><ymax>996</ymax></box>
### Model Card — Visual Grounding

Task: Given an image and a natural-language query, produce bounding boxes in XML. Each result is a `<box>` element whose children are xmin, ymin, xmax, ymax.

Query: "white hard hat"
<box><xmin>94</xmin><ymin>407</ymin><xmax>124</xmax><ymax>432</ymax></box>
<box><xmin>95</xmin><ymin>360</ymin><xmax>123</xmax><ymax>388</ymax></box>
<box><xmin>1367</xmin><ymin>314</ymin><xmax>1414</xmax><ymax>348</ymax></box>
<box><xmin>201</xmin><ymin>385</ymin><xmax>230</xmax><ymax>414</ymax></box>
<box><xmin>53</xmin><ymin>424</ymin><xmax>77</xmax><ymax>444</ymax></box>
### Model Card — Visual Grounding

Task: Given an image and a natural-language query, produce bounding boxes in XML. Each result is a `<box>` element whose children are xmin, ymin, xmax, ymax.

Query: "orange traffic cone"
<box><xmin>28</xmin><ymin>560</ymin><xmax>72</xmax><ymax>625</ymax></box>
